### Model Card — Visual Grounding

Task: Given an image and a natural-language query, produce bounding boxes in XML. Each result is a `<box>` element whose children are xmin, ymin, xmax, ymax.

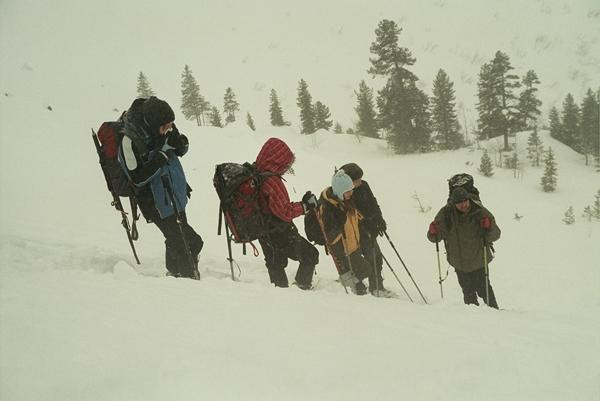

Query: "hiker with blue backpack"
<box><xmin>119</xmin><ymin>96</ymin><xmax>203</xmax><ymax>279</ymax></box>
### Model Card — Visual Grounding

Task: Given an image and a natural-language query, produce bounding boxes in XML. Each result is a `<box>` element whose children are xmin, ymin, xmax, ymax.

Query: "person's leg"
<box><xmin>455</xmin><ymin>270</ymin><xmax>479</xmax><ymax>305</ymax></box>
<box><xmin>258</xmin><ymin>237</ymin><xmax>289</xmax><ymax>287</ymax></box>
<box><xmin>287</xmin><ymin>234</ymin><xmax>319</xmax><ymax>289</ymax></box>
<box><xmin>153</xmin><ymin>215</ymin><xmax>184</xmax><ymax>276</ymax></box>
<box><xmin>473</xmin><ymin>268</ymin><xmax>499</xmax><ymax>309</ymax></box>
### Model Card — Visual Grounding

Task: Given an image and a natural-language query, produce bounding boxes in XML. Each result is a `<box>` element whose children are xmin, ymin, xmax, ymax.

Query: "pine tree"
<box><xmin>333</xmin><ymin>122</ymin><xmax>343</xmax><ymax>134</ymax></box>
<box><xmin>517</xmin><ymin>70</ymin><xmax>542</xmax><ymax>130</ymax></box>
<box><xmin>296</xmin><ymin>79</ymin><xmax>315</xmax><ymax>134</ymax></box>
<box><xmin>269</xmin><ymin>89</ymin><xmax>286</xmax><ymax>126</ymax></box>
<box><xmin>431</xmin><ymin>69</ymin><xmax>462</xmax><ymax>150</ymax></box>
<box><xmin>246</xmin><ymin>112</ymin><xmax>256</xmax><ymax>131</ymax></box>
<box><xmin>136</xmin><ymin>71</ymin><xmax>155</xmax><ymax>98</ymax></box>
<box><xmin>562</xmin><ymin>206</ymin><xmax>575</xmax><ymax>225</ymax></box>
<box><xmin>223</xmin><ymin>87</ymin><xmax>240</xmax><ymax>124</ymax></box>
<box><xmin>354</xmin><ymin>80</ymin><xmax>379</xmax><ymax>138</ymax></box>
<box><xmin>561</xmin><ymin>93</ymin><xmax>580</xmax><ymax>149</ymax></box>
<box><xmin>526</xmin><ymin>125</ymin><xmax>543</xmax><ymax>167</ymax></box>
<box><xmin>369</xmin><ymin>19</ymin><xmax>431</xmax><ymax>153</ymax></box>
<box><xmin>313</xmin><ymin>101</ymin><xmax>333</xmax><ymax>131</ymax></box>
<box><xmin>209</xmin><ymin>106</ymin><xmax>223</xmax><ymax>128</ymax></box>
<box><xmin>548</xmin><ymin>106</ymin><xmax>562</xmax><ymax>142</ymax></box>
<box><xmin>541</xmin><ymin>147</ymin><xmax>558</xmax><ymax>192</ymax></box>
<box><xmin>180</xmin><ymin>65</ymin><xmax>208</xmax><ymax>126</ymax></box>
<box><xmin>582</xmin><ymin>206</ymin><xmax>594</xmax><ymax>222</ymax></box>
<box><xmin>479</xmin><ymin>149</ymin><xmax>494</xmax><ymax>177</ymax></box>
<box><xmin>476</xmin><ymin>62</ymin><xmax>502</xmax><ymax>141</ymax></box>
<box><xmin>579</xmin><ymin>89</ymin><xmax>599</xmax><ymax>165</ymax></box>
<box><xmin>593</xmin><ymin>189</ymin><xmax>600</xmax><ymax>219</ymax></box>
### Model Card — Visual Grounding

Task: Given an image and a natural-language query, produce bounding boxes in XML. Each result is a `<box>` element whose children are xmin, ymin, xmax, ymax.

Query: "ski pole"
<box><xmin>483</xmin><ymin>241</ymin><xmax>490</xmax><ymax>306</ymax></box>
<box><xmin>161</xmin><ymin>175</ymin><xmax>200</xmax><ymax>280</ymax></box>
<box><xmin>92</xmin><ymin>130</ymin><xmax>140</xmax><ymax>264</ymax></box>
<box><xmin>436</xmin><ymin>241</ymin><xmax>444</xmax><ymax>299</ymax></box>
<box><xmin>223</xmin><ymin>209</ymin><xmax>236</xmax><ymax>281</ymax></box>
<box><xmin>372</xmin><ymin>239</ymin><xmax>380</xmax><ymax>297</ymax></box>
<box><xmin>314</xmin><ymin>207</ymin><xmax>348</xmax><ymax>294</ymax></box>
<box><xmin>383</xmin><ymin>231</ymin><xmax>428</xmax><ymax>304</ymax></box>
<box><xmin>379</xmin><ymin>250</ymin><xmax>413</xmax><ymax>303</ymax></box>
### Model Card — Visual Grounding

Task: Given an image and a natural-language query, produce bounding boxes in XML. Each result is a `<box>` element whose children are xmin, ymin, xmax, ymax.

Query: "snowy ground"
<box><xmin>1</xmin><ymin>1</ymin><xmax>600</xmax><ymax>400</ymax></box>
<box><xmin>1</xmin><ymin>86</ymin><xmax>599</xmax><ymax>400</ymax></box>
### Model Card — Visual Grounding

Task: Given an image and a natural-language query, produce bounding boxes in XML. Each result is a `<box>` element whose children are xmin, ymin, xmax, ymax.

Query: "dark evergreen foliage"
<box><xmin>517</xmin><ymin>70</ymin><xmax>542</xmax><ymax>129</ymax></box>
<box><xmin>548</xmin><ymin>106</ymin><xmax>562</xmax><ymax>142</ymax></box>
<box><xmin>526</xmin><ymin>126</ymin><xmax>543</xmax><ymax>167</ymax></box>
<box><xmin>269</xmin><ymin>89</ymin><xmax>286</xmax><ymax>126</ymax></box>
<box><xmin>296</xmin><ymin>79</ymin><xmax>315</xmax><ymax>134</ymax></box>
<box><xmin>136</xmin><ymin>71</ymin><xmax>155</xmax><ymax>98</ymax></box>
<box><xmin>561</xmin><ymin>93</ymin><xmax>580</xmax><ymax>149</ymax></box>
<box><xmin>210</xmin><ymin>106</ymin><xmax>223</xmax><ymax>128</ymax></box>
<box><xmin>431</xmin><ymin>69</ymin><xmax>462</xmax><ymax>150</ymax></box>
<box><xmin>313</xmin><ymin>101</ymin><xmax>333</xmax><ymax>131</ymax></box>
<box><xmin>541</xmin><ymin>147</ymin><xmax>558</xmax><ymax>192</ymax></box>
<box><xmin>354</xmin><ymin>80</ymin><xmax>378</xmax><ymax>138</ymax></box>
<box><xmin>223</xmin><ymin>87</ymin><xmax>240</xmax><ymax>124</ymax></box>
<box><xmin>479</xmin><ymin>150</ymin><xmax>494</xmax><ymax>177</ymax></box>
<box><xmin>181</xmin><ymin>65</ymin><xmax>209</xmax><ymax>126</ymax></box>
<box><xmin>579</xmin><ymin>89</ymin><xmax>599</xmax><ymax>165</ymax></box>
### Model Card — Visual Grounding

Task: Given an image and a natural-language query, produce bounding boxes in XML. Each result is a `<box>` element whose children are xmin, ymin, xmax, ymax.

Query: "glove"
<box><xmin>374</xmin><ymin>215</ymin><xmax>387</xmax><ymax>236</ymax></box>
<box><xmin>480</xmin><ymin>216</ymin><xmax>491</xmax><ymax>230</ymax></box>
<box><xmin>301</xmin><ymin>191</ymin><xmax>318</xmax><ymax>213</ymax></box>
<box><xmin>428</xmin><ymin>221</ymin><xmax>440</xmax><ymax>236</ymax></box>
<box><xmin>339</xmin><ymin>270</ymin><xmax>359</xmax><ymax>293</ymax></box>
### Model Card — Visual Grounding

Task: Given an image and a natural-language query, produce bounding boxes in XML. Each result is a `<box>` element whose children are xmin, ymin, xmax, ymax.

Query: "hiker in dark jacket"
<box><xmin>318</xmin><ymin>169</ymin><xmax>374</xmax><ymax>295</ymax></box>
<box><xmin>254</xmin><ymin>137</ymin><xmax>319</xmax><ymax>289</ymax></box>
<box><xmin>427</xmin><ymin>187</ymin><xmax>501</xmax><ymax>308</ymax></box>
<box><xmin>338</xmin><ymin>163</ymin><xmax>393</xmax><ymax>297</ymax></box>
<box><xmin>120</xmin><ymin>96</ymin><xmax>203</xmax><ymax>279</ymax></box>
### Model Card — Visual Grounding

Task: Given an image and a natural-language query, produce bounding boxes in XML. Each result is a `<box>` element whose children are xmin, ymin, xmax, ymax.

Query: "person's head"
<box><xmin>331</xmin><ymin>169</ymin><xmax>354</xmax><ymax>201</ymax></box>
<box><xmin>142</xmin><ymin>96</ymin><xmax>175</xmax><ymax>136</ymax></box>
<box><xmin>339</xmin><ymin>163</ymin><xmax>363</xmax><ymax>188</ymax></box>
<box><xmin>450</xmin><ymin>187</ymin><xmax>470</xmax><ymax>214</ymax></box>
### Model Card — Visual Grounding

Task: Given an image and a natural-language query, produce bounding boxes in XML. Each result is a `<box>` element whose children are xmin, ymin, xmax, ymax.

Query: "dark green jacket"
<box><xmin>427</xmin><ymin>200</ymin><xmax>501</xmax><ymax>272</ymax></box>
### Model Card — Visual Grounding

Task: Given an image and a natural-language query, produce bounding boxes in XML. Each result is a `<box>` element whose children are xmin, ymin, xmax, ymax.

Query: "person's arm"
<box><xmin>427</xmin><ymin>207</ymin><xmax>449</xmax><ymax>243</ymax></box>
<box><xmin>480</xmin><ymin>210</ymin><xmax>501</xmax><ymax>243</ymax></box>
<box><xmin>120</xmin><ymin>136</ymin><xmax>168</xmax><ymax>186</ymax></box>
<box><xmin>260</xmin><ymin>177</ymin><xmax>304</xmax><ymax>222</ymax></box>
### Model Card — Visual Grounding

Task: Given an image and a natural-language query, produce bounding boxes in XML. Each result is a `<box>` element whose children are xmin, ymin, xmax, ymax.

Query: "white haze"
<box><xmin>0</xmin><ymin>1</ymin><xmax>599</xmax><ymax>401</ymax></box>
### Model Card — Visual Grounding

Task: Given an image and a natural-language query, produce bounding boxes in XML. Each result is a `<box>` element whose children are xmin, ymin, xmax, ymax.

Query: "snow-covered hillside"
<box><xmin>1</xmin><ymin>88</ymin><xmax>599</xmax><ymax>400</ymax></box>
<box><xmin>1</xmin><ymin>1</ymin><xmax>599</xmax><ymax>400</ymax></box>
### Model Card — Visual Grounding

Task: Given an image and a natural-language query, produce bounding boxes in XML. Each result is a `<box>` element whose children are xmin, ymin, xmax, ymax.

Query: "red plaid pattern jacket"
<box><xmin>255</xmin><ymin>138</ymin><xmax>304</xmax><ymax>223</ymax></box>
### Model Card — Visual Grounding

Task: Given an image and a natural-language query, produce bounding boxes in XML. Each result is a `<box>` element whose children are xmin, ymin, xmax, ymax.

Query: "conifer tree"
<box><xmin>223</xmin><ymin>87</ymin><xmax>240</xmax><ymax>124</ymax></box>
<box><xmin>246</xmin><ymin>112</ymin><xmax>256</xmax><ymax>131</ymax></box>
<box><xmin>548</xmin><ymin>106</ymin><xmax>562</xmax><ymax>142</ymax></box>
<box><xmin>476</xmin><ymin>52</ymin><xmax>520</xmax><ymax>149</ymax></box>
<box><xmin>354</xmin><ymin>80</ymin><xmax>379</xmax><ymax>138</ymax></box>
<box><xmin>526</xmin><ymin>125</ymin><xmax>543</xmax><ymax>167</ymax></box>
<box><xmin>369</xmin><ymin>19</ymin><xmax>431</xmax><ymax>153</ymax></box>
<box><xmin>561</xmin><ymin>93</ymin><xmax>580</xmax><ymax>149</ymax></box>
<box><xmin>180</xmin><ymin>65</ymin><xmax>208</xmax><ymax>126</ymax></box>
<box><xmin>541</xmin><ymin>147</ymin><xmax>558</xmax><ymax>192</ymax></box>
<box><xmin>593</xmin><ymin>189</ymin><xmax>600</xmax><ymax>219</ymax></box>
<box><xmin>313</xmin><ymin>101</ymin><xmax>333</xmax><ymax>131</ymax></box>
<box><xmin>296</xmin><ymin>79</ymin><xmax>315</xmax><ymax>134</ymax></box>
<box><xmin>209</xmin><ymin>106</ymin><xmax>223</xmax><ymax>128</ymax></box>
<box><xmin>517</xmin><ymin>70</ymin><xmax>542</xmax><ymax>129</ymax></box>
<box><xmin>579</xmin><ymin>89</ymin><xmax>599</xmax><ymax>165</ymax></box>
<box><xmin>562</xmin><ymin>206</ymin><xmax>575</xmax><ymax>225</ymax></box>
<box><xmin>479</xmin><ymin>150</ymin><xmax>494</xmax><ymax>177</ymax></box>
<box><xmin>431</xmin><ymin>69</ymin><xmax>462</xmax><ymax>149</ymax></box>
<box><xmin>136</xmin><ymin>71</ymin><xmax>155</xmax><ymax>98</ymax></box>
<box><xmin>269</xmin><ymin>89</ymin><xmax>286</xmax><ymax>126</ymax></box>
<box><xmin>333</xmin><ymin>122</ymin><xmax>343</xmax><ymax>134</ymax></box>
<box><xmin>582</xmin><ymin>206</ymin><xmax>594</xmax><ymax>222</ymax></box>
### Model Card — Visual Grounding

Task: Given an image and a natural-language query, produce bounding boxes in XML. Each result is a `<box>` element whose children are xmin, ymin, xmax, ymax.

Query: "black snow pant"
<box><xmin>360</xmin><ymin>230</ymin><xmax>385</xmax><ymax>291</ymax></box>
<box><xmin>153</xmin><ymin>212</ymin><xmax>204</xmax><ymax>278</ymax></box>
<box><xmin>258</xmin><ymin>225</ymin><xmax>319</xmax><ymax>288</ymax></box>
<box><xmin>455</xmin><ymin>268</ymin><xmax>498</xmax><ymax>308</ymax></box>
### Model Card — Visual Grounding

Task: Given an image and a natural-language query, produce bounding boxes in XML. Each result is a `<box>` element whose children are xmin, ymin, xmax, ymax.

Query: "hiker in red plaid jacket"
<box><xmin>254</xmin><ymin>137</ymin><xmax>319</xmax><ymax>289</ymax></box>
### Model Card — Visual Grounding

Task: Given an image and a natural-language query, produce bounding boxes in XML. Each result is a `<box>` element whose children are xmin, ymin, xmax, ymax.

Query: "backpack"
<box><xmin>95</xmin><ymin>121</ymin><xmax>135</xmax><ymax>197</ymax></box>
<box><xmin>447</xmin><ymin>173</ymin><xmax>481</xmax><ymax>202</ymax></box>
<box><xmin>213</xmin><ymin>162</ymin><xmax>273</xmax><ymax>244</ymax></box>
<box><xmin>304</xmin><ymin>209</ymin><xmax>326</xmax><ymax>245</ymax></box>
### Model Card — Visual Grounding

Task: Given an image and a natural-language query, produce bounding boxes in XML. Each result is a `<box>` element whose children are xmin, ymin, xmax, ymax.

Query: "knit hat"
<box><xmin>331</xmin><ymin>169</ymin><xmax>354</xmax><ymax>200</ymax></box>
<box><xmin>339</xmin><ymin>163</ymin><xmax>363</xmax><ymax>181</ymax></box>
<box><xmin>142</xmin><ymin>96</ymin><xmax>175</xmax><ymax>130</ymax></box>
<box><xmin>450</xmin><ymin>187</ymin><xmax>470</xmax><ymax>204</ymax></box>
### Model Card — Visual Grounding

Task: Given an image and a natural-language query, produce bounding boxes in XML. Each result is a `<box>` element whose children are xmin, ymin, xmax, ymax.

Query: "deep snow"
<box><xmin>1</xmin><ymin>1</ymin><xmax>599</xmax><ymax>400</ymax></box>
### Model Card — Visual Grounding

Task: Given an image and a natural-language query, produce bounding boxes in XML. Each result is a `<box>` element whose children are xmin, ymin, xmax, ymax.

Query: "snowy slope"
<box><xmin>1</xmin><ymin>88</ymin><xmax>599</xmax><ymax>401</ymax></box>
<box><xmin>1</xmin><ymin>1</ymin><xmax>600</xmax><ymax>400</ymax></box>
